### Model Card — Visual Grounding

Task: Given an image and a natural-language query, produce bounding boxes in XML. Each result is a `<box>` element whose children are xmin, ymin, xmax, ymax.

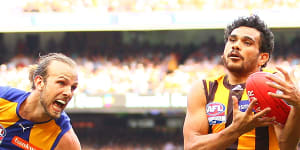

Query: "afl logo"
<box><xmin>0</xmin><ymin>124</ymin><xmax>6</xmax><ymax>144</ymax></box>
<box><xmin>206</xmin><ymin>102</ymin><xmax>226</xmax><ymax>116</ymax></box>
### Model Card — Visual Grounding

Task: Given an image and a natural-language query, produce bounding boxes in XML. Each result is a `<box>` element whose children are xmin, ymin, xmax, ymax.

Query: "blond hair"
<box><xmin>30</xmin><ymin>53</ymin><xmax>76</xmax><ymax>89</ymax></box>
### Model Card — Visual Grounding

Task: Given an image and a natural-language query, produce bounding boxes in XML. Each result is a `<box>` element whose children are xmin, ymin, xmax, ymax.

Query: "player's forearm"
<box><xmin>279</xmin><ymin>107</ymin><xmax>300</xmax><ymax>150</ymax></box>
<box><xmin>185</xmin><ymin>125</ymin><xmax>241</xmax><ymax>150</ymax></box>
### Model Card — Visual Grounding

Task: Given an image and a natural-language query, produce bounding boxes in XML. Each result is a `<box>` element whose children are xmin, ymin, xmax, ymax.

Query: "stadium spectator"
<box><xmin>183</xmin><ymin>15</ymin><xmax>300</xmax><ymax>150</ymax></box>
<box><xmin>166</xmin><ymin>52</ymin><xmax>179</xmax><ymax>74</ymax></box>
<box><xmin>19</xmin><ymin>0</ymin><xmax>300</xmax><ymax>13</ymax></box>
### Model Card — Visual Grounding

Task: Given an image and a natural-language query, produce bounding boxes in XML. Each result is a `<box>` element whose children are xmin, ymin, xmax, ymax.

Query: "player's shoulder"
<box><xmin>55</xmin><ymin>128</ymin><xmax>81</xmax><ymax>150</ymax></box>
<box><xmin>204</xmin><ymin>74</ymin><xmax>225</xmax><ymax>82</ymax></box>
<box><xmin>52</xmin><ymin>112</ymin><xmax>76</xmax><ymax>149</ymax></box>
<box><xmin>262</xmin><ymin>67</ymin><xmax>277</xmax><ymax>74</ymax></box>
<box><xmin>188</xmin><ymin>78</ymin><xmax>215</xmax><ymax>107</ymax></box>
<box><xmin>0</xmin><ymin>86</ymin><xmax>29</xmax><ymax>102</ymax></box>
<box><xmin>54</xmin><ymin>112</ymin><xmax>71</xmax><ymax>130</ymax></box>
<box><xmin>0</xmin><ymin>86</ymin><xmax>16</xmax><ymax>96</ymax></box>
<box><xmin>190</xmin><ymin>74</ymin><xmax>225</xmax><ymax>94</ymax></box>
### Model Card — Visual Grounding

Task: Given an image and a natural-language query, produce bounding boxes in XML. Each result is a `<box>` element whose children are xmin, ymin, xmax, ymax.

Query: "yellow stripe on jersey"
<box><xmin>241</xmin><ymin>90</ymin><xmax>248</xmax><ymax>101</ymax></box>
<box><xmin>237</xmin><ymin>90</ymin><xmax>256</xmax><ymax>149</ymax></box>
<box><xmin>237</xmin><ymin>130</ymin><xmax>256</xmax><ymax>150</ymax></box>
<box><xmin>268</xmin><ymin>126</ymin><xmax>279</xmax><ymax>150</ymax></box>
<box><xmin>213</xmin><ymin>77</ymin><xmax>230</xmax><ymax>115</ymax></box>
<box><xmin>30</xmin><ymin>120</ymin><xmax>62</xmax><ymax>150</ymax></box>
<box><xmin>212</xmin><ymin>123</ymin><xmax>225</xmax><ymax>133</ymax></box>
<box><xmin>0</xmin><ymin>98</ymin><xmax>19</xmax><ymax>128</ymax></box>
<box><xmin>210</xmin><ymin>77</ymin><xmax>230</xmax><ymax>133</ymax></box>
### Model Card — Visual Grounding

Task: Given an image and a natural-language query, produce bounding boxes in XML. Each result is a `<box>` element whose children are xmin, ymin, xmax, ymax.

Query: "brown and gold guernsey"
<box><xmin>203</xmin><ymin>74</ymin><xmax>279</xmax><ymax>150</ymax></box>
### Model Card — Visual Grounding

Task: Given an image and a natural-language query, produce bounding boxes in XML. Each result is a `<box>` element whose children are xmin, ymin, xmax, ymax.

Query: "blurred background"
<box><xmin>1</xmin><ymin>0</ymin><xmax>300</xmax><ymax>149</ymax></box>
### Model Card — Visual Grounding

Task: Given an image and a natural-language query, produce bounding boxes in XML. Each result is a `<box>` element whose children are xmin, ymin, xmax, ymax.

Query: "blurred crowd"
<box><xmin>1</xmin><ymin>32</ymin><xmax>300</xmax><ymax>96</ymax></box>
<box><xmin>70</xmin><ymin>114</ymin><xmax>184</xmax><ymax>150</ymax></box>
<box><xmin>15</xmin><ymin>0</ymin><xmax>300</xmax><ymax>13</ymax></box>
<box><xmin>2</xmin><ymin>53</ymin><xmax>300</xmax><ymax>96</ymax></box>
<box><xmin>80</xmin><ymin>128</ymin><xmax>183</xmax><ymax>150</ymax></box>
<box><xmin>0</xmin><ymin>50</ymin><xmax>225</xmax><ymax>95</ymax></box>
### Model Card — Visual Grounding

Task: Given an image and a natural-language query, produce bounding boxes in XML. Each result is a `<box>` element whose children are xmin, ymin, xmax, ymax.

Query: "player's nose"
<box><xmin>232</xmin><ymin>40</ymin><xmax>241</xmax><ymax>51</ymax></box>
<box><xmin>62</xmin><ymin>86</ymin><xmax>73</xmax><ymax>98</ymax></box>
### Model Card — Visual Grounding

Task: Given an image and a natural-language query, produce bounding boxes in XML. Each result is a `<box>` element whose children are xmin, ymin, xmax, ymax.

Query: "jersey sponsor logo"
<box><xmin>232</xmin><ymin>85</ymin><xmax>243</xmax><ymax>91</ymax></box>
<box><xmin>206</xmin><ymin>102</ymin><xmax>226</xmax><ymax>125</ymax></box>
<box><xmin>12</xmin><ymin>136</ymin><xmax>41</xmax><ymax>150</ymax></box>
<box><xmin>0</xmin><ymin>124</ymin><xmax>6</xmax><ymax>144</ymax></box>
<box><xmin>206</xmin><ymin>102</ymin><xmax>225</xmax><ymax>116</ymax></box>
<box><xmin>238</xmin><ymin>100</ymin><xmax>250</xmax><ymax>112</ymax></box>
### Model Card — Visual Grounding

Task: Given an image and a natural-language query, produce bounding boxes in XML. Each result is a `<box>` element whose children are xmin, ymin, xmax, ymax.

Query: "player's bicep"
<box><xmin>183</xmin><ymin>80</ymin><xmax>209</xmax><ymax>137</ymax></box>
<box><xmin>55</xmin><ymin>128</ymin><xmax>81</xmax><ymax>150</ymax></box>
<box><xmin>183</xmin><ymin>108</ymin><xmax>209</xmax><ymax>136</ymax></box>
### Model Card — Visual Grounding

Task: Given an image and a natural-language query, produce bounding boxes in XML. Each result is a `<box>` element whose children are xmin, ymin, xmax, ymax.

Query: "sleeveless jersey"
<box><xmin>203</xmin><ymin>74</ymin><xmax>279</xmax><ymax>150</ymax></box>
<box><xmin>0</xmin><ymin>86</ymin><xmax>72</xmax><ymax>150</ymax></box>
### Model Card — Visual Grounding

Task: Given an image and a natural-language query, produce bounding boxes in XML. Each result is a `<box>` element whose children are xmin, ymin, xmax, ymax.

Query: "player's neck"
<box><xmin>227</xmin><ymin>73</ymin><xmax>247</xmax><ymax>85</ymax></box>
<box><xmin>19</xmin><ymin>92</ymin><xmax>52</xmax><ymax>123</ymax></box>
<box><xmin>227</xmin><ymin>69</ymin><xmax>259</xmax><ymax>85</ymax></box>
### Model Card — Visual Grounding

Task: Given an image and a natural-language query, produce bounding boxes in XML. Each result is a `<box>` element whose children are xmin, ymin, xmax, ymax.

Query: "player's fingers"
<box><xmin>268</xmin><ymin>92</ymin><xmax>295</xmax><ymax>105</ymax></box>
<box><xmin>265</xmin><ymin>73</ymin><xmax>286</xmax><ymax>88</ymax></box>
<box><xmin>267</xmin><ymin>92</ymin><xmax>289</xmax><ymax>99</ymax></box>
<box><xmin>265</xmin><ymin>81</ymin><xmax>285</xmax><ymax>92</ymax></box>
<box><xmin>258</xmin><ymin>116</ymin><xmax>276</xmax><ymax>122</ymax></box>
<box><xmin>245</xmin><ymin>98</ymin><xmax>257</xmax><ymax>115</ymax></box>
<box><xmin>290</xmin><ymin>67</ymin><xmax>300</xmax><ymax>88</ymax></box>
<box><xmin>257</xmin><ymin>122</ymin><xmax>274</xmax><ymax>127</ymax></box>
<box><xmin>257</xmin><ymin>116</ymin><xmax>275</xmax><ymax>122</ymax></box>
<box><xmin>276</xmin><ymin>66</ymin><xmax>292</xmax><ymax>83</ymax></box>
<box><xmin>253</xmin><ymin>107</ymin><xmax>271</xmax><ymax>119</ymax></box>
<box><xmin>232</xmin><ymin>96</ymin><xmax>239</xmax><ymax>114</ymax></box>
<box><xmin>265</xmin><ymin>74</ymin><xmax>294</xmax><ymax>93</ymax></box>
<box><xmin>256</xmin><ymin>117</ymin><xmax>275</xmax><ymax>126</ymax></box>
<box><xmin>290</xmin><ymin>68</ymin><xmax>297</xmax><ymax>83</ymax></box>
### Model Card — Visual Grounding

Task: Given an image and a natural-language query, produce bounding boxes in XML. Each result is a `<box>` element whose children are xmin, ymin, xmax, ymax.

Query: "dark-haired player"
<box><xmin>183</xmin><ymin>15</ymin><xmax>300</xmax><ymax>150</ymax></box>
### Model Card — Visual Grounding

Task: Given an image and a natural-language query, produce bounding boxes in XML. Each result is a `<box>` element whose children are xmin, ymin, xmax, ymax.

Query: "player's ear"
<box><xmin>34</xmin><ymin>75</ymin><xmax>45</xmax><ymax>90</ymax></box>
<box><xmin>259</xmin><ymin>52</ymin><xmax>269</xmax><ymax>66</ymax></box>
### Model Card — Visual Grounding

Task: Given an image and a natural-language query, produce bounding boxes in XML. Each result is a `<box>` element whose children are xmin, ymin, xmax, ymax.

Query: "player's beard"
<box><xmin>40</xmin><ymin>90</ymin><xmax>61</xmax><ymax>120</ymax></box>
<box><xmin>222</xmin><ymin>53</ymin><xmax>259</xmax><ymax>75</ymax></box>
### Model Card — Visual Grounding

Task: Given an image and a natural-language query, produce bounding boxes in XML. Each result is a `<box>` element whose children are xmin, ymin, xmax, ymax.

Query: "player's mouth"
<box><xmin>228</xmin><ymin>51</ymin><xmax>244</xmax><ymax>60</ymax></box>
<box><xmin>52</xmin><ymin>99</ymin><xmax>67</xmax><ymax>112</ymax></box>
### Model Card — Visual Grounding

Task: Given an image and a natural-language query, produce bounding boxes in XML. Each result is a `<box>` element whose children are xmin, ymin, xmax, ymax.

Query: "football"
<box><xmin>245</xmin><ymin>72</ymin><xmax>291</xmax><ymax>126</ymax></box>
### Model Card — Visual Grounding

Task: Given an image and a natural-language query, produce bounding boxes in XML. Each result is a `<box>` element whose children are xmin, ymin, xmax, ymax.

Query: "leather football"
<box><xmin>246</xmin><ymin>72</ymin><xmax>291</xmax><ymax>126</ymax></box>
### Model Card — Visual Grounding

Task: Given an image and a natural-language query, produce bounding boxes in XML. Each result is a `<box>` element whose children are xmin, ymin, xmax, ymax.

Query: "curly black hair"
<box><xmin>224</xmin><ymin>15</ymin><xmax>274</xmax><ymax>68</ymax></box>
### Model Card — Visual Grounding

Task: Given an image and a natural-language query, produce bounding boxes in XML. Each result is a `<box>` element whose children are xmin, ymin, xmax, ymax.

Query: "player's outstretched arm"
<box><xmin>183</xmin><ymin>81</ymin><xmax>273</xmax><ymax>150</ymax></box>
<box><xmin>266</xmin><ymin>66</ymin><xmax>300</xmax><ymax>150</ymax></box>
<box><xmin>55</xmin><ymin>128</ymin><xmax>81</xmax><ymax>150</ymax></box>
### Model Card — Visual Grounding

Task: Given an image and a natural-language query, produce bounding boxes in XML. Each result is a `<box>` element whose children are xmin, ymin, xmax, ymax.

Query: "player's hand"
<box><xmin>231</xmin><ymin>96</ymin><xmax>274</xmax><ymax>135</ymax></box>
<box><xmin>265</xmin><ymin>66</ymin><xmax>300</xmax><ymax>109</ymax></box>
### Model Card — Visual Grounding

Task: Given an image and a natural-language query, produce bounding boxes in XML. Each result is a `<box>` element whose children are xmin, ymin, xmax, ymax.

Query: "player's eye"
<box><xmin>228</xmin><ymin>37</ymin><xmax>236</xmax><ymax>42</ymax></box>
<box><xmin>71</xmin><ymin>85</ymin><xmax>77</xmax><ymax>91</ymax></box>
<box><xmin>58</xmin><ymin>81</ymin><xmax>65</xmax><ymax>86</ymax></box>
<box><xmin>244</xmin><ymin>41</ymin><xmax>252</xmax><ymax>46</ymax></box>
